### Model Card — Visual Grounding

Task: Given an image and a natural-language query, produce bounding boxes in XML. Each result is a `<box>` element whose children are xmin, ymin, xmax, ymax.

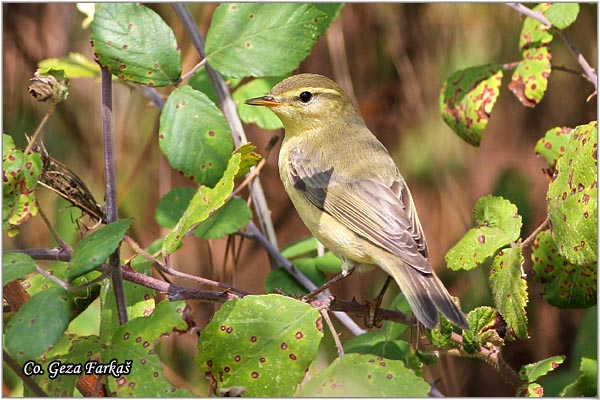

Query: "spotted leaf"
<box><xmin>489</xmin><ymin>246</ymin><xmax>528</xmax><ymax>339</ymax></box>
<box><xmin>547</xmin><ymin>121</ymin><xmax>597</xmax><ymax>266</ymax></box>
<box><xmin>298</xmin><ymin>353</ymin><xmax>429</xmax><ymax>397</ymax></box>
<box><xmin>446</xmin><ymin>195</ymin><xmax>522</xmax><ymax>270</ymax></box>
<box><xmin>509</xmin><ymin>47</ymin><xmax>552</xmax><ymax>107</ymax></box>
<box><xmin>197</xmin><ymin>294</ymin><xmax>323</xmax><ymax>397</ymax></box>
<box><xmin>4</xmin><ymin>287</ymin><xmax>71</xmax><ymax>363</ymax></box>
<box><xmin>518</xmin><ymin>3</ymin><xmax>554</xmax><ymax>51</ymax></box>
<box><xmin>103</xmin><ymin>300</ymin><xmax>191</xmax><ymax>397</ymax></box>
<box><xmin>2</xmin><ymin>134</ymin><xmax>42</xmax><ymax>237</ymax></box>
<box><xmin>3</xmin><ymin>252</ymin><xmax>36</xmax><ymax>285</ymax></box>
<box><xmin>439</xmin><ymin>64</ymin><xmax>503</xmax><ymax>146</ymax></box>
<box><xmin>534</xmin><ymin>126</ymin><xmax>574</xmax><ymax>174</ymax></box>
<box><xmin>461</xmin><ymin>307</ymin><xmax>498</xmax><ymax>354</ymax></box>
<box><xmin>531</xmin><ymin>229</ymin><xmax>596</xmax><ymax>309</ymax></box>
<box><xmin>205</xmin><ymin>3</ymin><xmax>328</xmax><ymax>78</ymax></box>
<box><xmin>159</xmin><ymin>85</ymin><xmax>234</xmax><ymax>186</ymax></box>
<box><xmin>91</xmin><ymin>3</ymin><xmax>181</xmax><ymax>86</ymax></box>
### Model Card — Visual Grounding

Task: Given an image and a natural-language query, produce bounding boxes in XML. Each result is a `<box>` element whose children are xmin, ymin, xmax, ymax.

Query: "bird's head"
<box><xmin>245</xmin><ymin>73</ymin><xmax>360</xmax><ymax>132</ymax></box>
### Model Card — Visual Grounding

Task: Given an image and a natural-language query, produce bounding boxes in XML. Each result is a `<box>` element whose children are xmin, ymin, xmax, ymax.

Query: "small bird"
<box><xmin>245</xmin><ymin>73</ymin><xmax>468</xmax><ymax>330</ymax></box>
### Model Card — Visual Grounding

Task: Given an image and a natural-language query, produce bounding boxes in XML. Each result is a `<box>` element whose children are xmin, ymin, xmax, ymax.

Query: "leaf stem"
<box><xmin>520</xmin><ymin>217</ymin><xmax>550</xmax><ymax>249</ymax></box>
<box><xmin>24</xmin><ymin>102</ymin><xmax>55</xmax><ymax>154</ymax></box>
<box><xmin>100</xmin><ymin>66</ymin><xmax>128</xmax><ymax>325</ymax></box>
<box><xmin>178</xmin><ymin>58</ymin><xmax>207</xmax><ymax>84</ymax></box>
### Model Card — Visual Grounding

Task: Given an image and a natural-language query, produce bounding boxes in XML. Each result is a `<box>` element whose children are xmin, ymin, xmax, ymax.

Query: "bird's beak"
<box><xmin>245</xmin><ymin>95</ymin><xmax>281</xmax><ymax>107</ymax></box>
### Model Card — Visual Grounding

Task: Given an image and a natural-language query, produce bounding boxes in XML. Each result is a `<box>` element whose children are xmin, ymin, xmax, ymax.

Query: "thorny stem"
<box><xmin>100</xmin><ymin>66</ymin><xmax>128</xmax><ymax>325</ymax></box>
<box><xmin>24</xmin><ymin>102</ymin><xmax>55</xmax><ymax>154</ymax></box>
<box><xmin>506</xmin><ymin>3</ymin><xmax>597</xmax><ymax>91</ymax></box>
<box><xmin>448</xmin><ymin>332</ymin><xmax>521</xmax><ymax>388</ymax></box>
<box><xmin>172</xmin><ymin>3</ymin><xmax>279</xmax><ymax>251</ymax></box>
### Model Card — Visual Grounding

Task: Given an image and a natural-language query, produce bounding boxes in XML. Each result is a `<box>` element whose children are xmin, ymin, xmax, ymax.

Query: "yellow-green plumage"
<box><xmin>246</xmin><ymin>73</ymin><xmax>468</xmax><ymax>329</ymax></box>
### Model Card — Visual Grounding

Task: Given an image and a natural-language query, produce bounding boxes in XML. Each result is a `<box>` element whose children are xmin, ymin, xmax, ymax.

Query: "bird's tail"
<box><xmin>384</xmin><ymin>259</ymin><xmax>469</xmax><ymax>330</ymax></box>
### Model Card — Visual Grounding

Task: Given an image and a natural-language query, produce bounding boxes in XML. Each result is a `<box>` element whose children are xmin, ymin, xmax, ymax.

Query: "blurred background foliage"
<box><xmin>3</xmin><ymin>3</ymin><xmax>597</xmax><ymax>396</ymax></box>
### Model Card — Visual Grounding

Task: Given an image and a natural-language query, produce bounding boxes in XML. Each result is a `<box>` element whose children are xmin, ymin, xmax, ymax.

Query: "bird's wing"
<box><xmin>287</xmin><ymin>149</ymin><xmax>431</xmax><ymax>274</ymax></box>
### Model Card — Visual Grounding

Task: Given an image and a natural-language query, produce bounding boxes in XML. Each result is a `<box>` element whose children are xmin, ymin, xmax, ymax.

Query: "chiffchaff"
<box><xmin>246</xmin><ymin>73</ymin><xmax>468</xmax><ymax>329</ymax></box>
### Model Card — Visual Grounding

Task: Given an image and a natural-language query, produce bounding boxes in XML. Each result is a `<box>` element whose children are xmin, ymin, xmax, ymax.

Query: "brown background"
<box><xmin>3</xmin><ymin>3</ymin><xmax>597</xmax><ymax>396</ymax></box>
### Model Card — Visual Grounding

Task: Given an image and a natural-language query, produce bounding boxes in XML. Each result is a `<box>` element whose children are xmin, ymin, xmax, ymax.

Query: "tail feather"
<box><xmin>385</xmin><ymin>259</ymin><xmax>469</xmax><ymax>330</ymax></box>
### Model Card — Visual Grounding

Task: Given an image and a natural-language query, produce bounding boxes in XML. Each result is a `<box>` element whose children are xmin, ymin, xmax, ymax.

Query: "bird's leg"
<box><xmin>301</xmin><ymin>259</ymin><xmax>356</xmax><ymax>301</ymax></box>
<box><xmin>365</xmin><ymin>275</ymin><xmax>393</xmax><ymax>328</ymax></box>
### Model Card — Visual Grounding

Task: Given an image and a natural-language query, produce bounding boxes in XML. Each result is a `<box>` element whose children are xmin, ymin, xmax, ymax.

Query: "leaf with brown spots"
<box><xmin>2</xmin><ymin>134</ymin><xmax>43</xmax><ymax>237</ymax></box>
<box><xmin>517</xmin><ymin>355</ymin><xmax>565</xmax><ymax>397</ymax></box>
<box><xmin>547</xmin><ymin>121</ymin><xmax>597</xmax><ymax>266</ymax></box>
<box><xmin>90</xmin><ymin>3</ymin><xmax>181</xmax><ymax>86</ymax></box>
<box><xmin>298</xmin><ymin>353</ymin><xmax>429</xmax><ymax>397</ymax></box>
<box><xmin>197</xmin><ymin>294</ymin><xmax>322</xmax><ymax>397</ymax></box>
<box><xmin>205</xmin><ymin>4</ymin><xmax>330</xmax><ymax>78</ymax></box>
<box><xmin>509</xmin><ymin>47</ymin><xmax>552</xmax><ymax>107</ymax></box>
<box><xmin>534</xmin><ymin>126</ymin><xmax>574</xmax><ymax>174</ymax></box>
<box><xmin>2</xmin><ymin>252</ymin><xmax>36</xmax><ymax>286</ymax></box>
<box><xmin>104</xmin><ymin>300</ymin><xmax>191</xmax><ymax>397</ymax></box>
<box><xmin>446</xmin><ymin>195</ymin><xmax>522</xmax><ymax>270</ymax></box>
<box><xmin>159</xmin><ymin>86</ymin><xmax>234</xmax><ymax>187</ymax></box>
<box><xmin>4</xmin><ymin>287</ymin><xmax>71</xmax><ymax>363</ymax></box>
<box><xmin>489</xmin><ymin>246</ymin><xmax>528</xmax><ymax>339</ymax></box>
<box><xmin>518</xmin><ymin>3</ymin><xmax>554</xmax><ymax>51</ymax></box>
<box><xmin>531</xmin><ymin>229</ymin><xmax>596</xmax><ymax>309</ymax></box>
<box><xmin>439</xmin><ymin>64</ymin><xmax>503</xmax><ymax>146</ymax></box>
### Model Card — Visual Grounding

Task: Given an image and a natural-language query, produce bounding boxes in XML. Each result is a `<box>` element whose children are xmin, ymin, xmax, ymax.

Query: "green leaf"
<box><xmin>427</xmin><ymin>315</ymin><xmax>453</xmax><ymax>347</ymax></box>
<box><xmin>519</xmin><ymin>355</ymin><xmax>565</xmax><ymax>383</ymax></box>
<box><xmin>531</xmin><ymin>229</ymin><xmax>596</xmax><ymax>308</ymax></box>
<box><xmin>490</xmin><ymin>246</ymin><xmax>528</xmax><ymax>339</ymax></box>
<box><xmin>159</xmin><ymin>85</ymin><xmax>234</xmax><ymax>186</ymax></box>
<box><xmin>547</xmin><ymin>121</ymin><xmax>597</xmax><ymax>266</ymax></box>
<box><xmin>439</xmin><ymin>64</ymin><xmax>503</xmax><ymax>146</ymax></box>
<box><xmin>265</xmin><ymin>259</ymin><xmax>325</xmax><ymax>296</ymax></box>
<box><xmin>188</xmin><ymin>68</ymin><xmax>220</xmax><ymax>104</ymax></box>
<box><xmin>162</xmin><ymin>153</ymin><xmax>241</xmax><ymax>254</ymax></box>
<box><xmin>534</xmin><ymin>126</ymin><xmax>574</xmax><ymax>173</ymax></box>
<box><xmin>298</xmin><ymin>353</ymin><xmax>429</xmax><ymax>397</ymax></box>
<box><xmin>68</xmin><ymin>219</ymin><xmax>132</xmax><ymax>279</ymax></box>
<box><xmin>344</xmin><ymin>335</ymin><xmax>423</xmax><ymax>374</ymax></box>
<box><xmin>446</xmin><ymin>195</ymin><xmax>522</xmax><ymax>270</ymax></box>
<box><xmin>3</xmin><ymin>252</ymin><xmax>36</xmax><ymax>285</ymax></box>
<box><xmin>38</xmin><ymin>53</ymin><xmax>101</xmax><ymax>79</ymax></box>
<box><xmin>3</xmin><ymin>134</ymin><xmax>43</xmax><ymax>236</ymax></box>
<box><xmin>232</xmin><ymin>142</ymin><xmax>262</xmax><ymax>178</ymax></box>
<box><xmin>560</xmin><ymin>357</ymin><xmax>597</xmax><ymax>397</ymax></box>
<box><xmin>90</xmin><ymin>3</ymin><xmax>181</xmax><ymax>86</ymax></box>
<box><xmin>194</xmin><ymin>197</ymin><xmax>252</xmax><ymax>239</ymax></box>
<box><xmin>462</xmin><ymin>306</ymin><xmax>497</xmax><ymax>354</ymax></box>
<box><xmin>234</xmin><ymin>77</ymin><xmax>285</xmax><ymax>129</ymax></box>
<box><xmin>545</xmin><ymin>3</ymin><xmax>580</xmax><ymax>29</ymax></box>
<box><xmin>197</xmin><ymin>294</ymin><xmax>323</xmax><ymax>397</ymax></box>
<box><xmin>205</xmin><ymin>3</ymin><xmax>328</xmax><ymax>78</ymax></box>
<box><xmin>34</xmin><ymin>334</ymin><xmax>104</xmax><ymax>396</ymax></box>
<box><xmin>155</xmin><ymin>186</ymin><xmax>196</xmax><ymax>228</ymax></box>
<box><xmin>508</xmin><ymin>47</ymin><xmax>552</xmax><ymax>108</ymax></box>
<box><xmin>281</xmin><ymin>236</ymin><xmax>320</xmax><ymax>259</ymax></box>
<box><xmin>312</xmin><ymin>3</ymin><xmax>344</xmax><ymax>30</ymax></box>
<box><xmin>4</xmin><ymin>287</ymin><xmax>71</xmax><ymax>362</ymax></box>
<box><xmin>518</xmin><ymin>3</ymin><xmax>554</xmax><ymax>50</ymax></box>
<box><xmin>104</xmin><ymin>300</ymin><xmax>191</xmax><ymax>397</ymax></box>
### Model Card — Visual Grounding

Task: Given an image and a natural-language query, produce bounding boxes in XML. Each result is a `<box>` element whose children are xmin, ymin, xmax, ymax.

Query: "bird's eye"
<box><xmin>299</xmin><ymin>91</ymin><xmax>313</xmax><ymax>103</ymax></box>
